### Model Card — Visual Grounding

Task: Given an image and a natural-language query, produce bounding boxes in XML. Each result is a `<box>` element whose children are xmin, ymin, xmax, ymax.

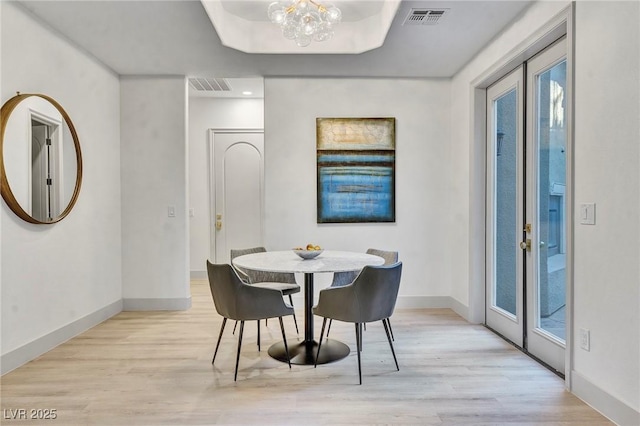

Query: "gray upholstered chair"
<box><xmin>230</xmin><ymin>247</ymin><xmax>300</xmax><ymax>346</ymax></box>
<box><xmin>327</xmin><ymin>248</ymin><xmax>399</xmax><ymax>339</ymax></box>
<box><xmin>207</xmin><ymin>261</ymin><xmax>293</xmax><ymax>381</ymax></box>
<box><xmin>313</xmin><ymin>262</ymin><xmax>403</xmax><ymax>384</ymax></box>
<box><xmin>331</xmin><ymin>248</ymin><xmax>399</xmax><ymax>287</ymax></box>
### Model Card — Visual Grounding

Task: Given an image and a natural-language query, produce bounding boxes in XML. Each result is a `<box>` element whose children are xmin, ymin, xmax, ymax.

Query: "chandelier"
<box><xmin>268</xmin><ymin>0</ymin><xmax>342</xmax><ymax>47</ymax></box>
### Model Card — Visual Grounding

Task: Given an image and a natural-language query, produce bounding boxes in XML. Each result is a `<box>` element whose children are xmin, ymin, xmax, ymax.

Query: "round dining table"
<box><xmin>232</xmin><ymin>250</ymin><xmax>384</xmax><ymax>365</ymax></box>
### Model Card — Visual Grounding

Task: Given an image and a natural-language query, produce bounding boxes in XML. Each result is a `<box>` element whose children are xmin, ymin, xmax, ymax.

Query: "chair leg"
<box><xmin>355</xmin><ymin>323</ymin><xmax>362</xmax><ymax>385</ymax></box>
<box><xmin>232</xmin><ymin>320</ymin><xmax>238</xmax><ymax>335</ymax></box>
<box><xmin>388</xmin><ymin>318</ymin><xmax>395</xmax><ymax>341</ymax></box>
<box><xmin>278</xmin><ymin>317</ymin><xmax>291</xmax><ymax>369</ymax></box>
<box><xmin>315</xmin><ymin>317</ymin><xmax>328</xmax><ymax>368</ymax></box>
<box><xmin>212</xmin><ymin>317</ymin><xmax>227</xmax><ymax>365</ymax></box>
<box><xmin>326</xmin><ymin>319</ymin><xmax>332</xmax><ymax>338</ymax></box>
<box><xmin>288</xmin><ymin>294</ymin><xmax>299</xmax><ymax>335</ymax></box>
<box><xmin>234</xmin><ymin>321</ymin><xmax>245</xmax><ymax>381</ymax></box>
<box><xmin>383</xmin><ymin>319</ymin><xmax>399</xmax><ymax>371</ymax></box>
<box><xmin>257</xmin><ymin>320</ymin><xmax>260</xmax><ymax>351</ymax></box>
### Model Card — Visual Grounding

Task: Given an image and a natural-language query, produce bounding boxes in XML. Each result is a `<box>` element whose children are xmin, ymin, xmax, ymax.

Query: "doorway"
<box><xmin>209</xmin><ymin>130</ymin><xmax>265</xmax><ymax>264</ymax></box>
<box><xmin>30</xmin><ymin>113</ymin><xmax>62</xmax><ymax>221</ymax></box>
<box><xmin>485</xmin><ymin>37</ymin><xmax>569</xmax><ymax>373</ymax></box>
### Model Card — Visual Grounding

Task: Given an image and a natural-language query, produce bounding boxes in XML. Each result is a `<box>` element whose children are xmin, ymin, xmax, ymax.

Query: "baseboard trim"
<box><xmin>122</xmin><ymin>297</ymin><xmax>192</xmax><ymax>311</ymax></box>
<box><xmin>190</xmin><ymin>270</ymin><xmax>207</xmax><ymax>280</ymax></box>
<box><xmin>449</xmin><ymin>297</ymin><xmax>471</xmax><ymax>321</ymax></box>
<box><xmin>395</xmin><ymin>295</ymin><xmax>452</xmax><ymax>309</ymax></box>
<box><xmin>289</xmin><ymin>294</ymin><xmax>457</xmax><ymax>311</ymax></box>
<box><xmin>1</xmin><ymin>300</ymin><xmax>122</xmax><ymax>375</ymax></box>
<box><xmin>571</xmin><ymin>370</ymin><xmax>640</xmax><ymax>425</ymax></box>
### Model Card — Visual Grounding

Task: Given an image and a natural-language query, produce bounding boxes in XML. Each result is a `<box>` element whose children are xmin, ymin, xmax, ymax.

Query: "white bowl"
<box><xmin>293</xmin><ymin>249</ymin><xmax>323</xmax><ymax>260</ymax></box>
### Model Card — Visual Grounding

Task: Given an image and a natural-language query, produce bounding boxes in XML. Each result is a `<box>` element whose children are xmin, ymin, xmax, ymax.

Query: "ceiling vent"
<box><xmin>189</xmin><ymin>77</ymin><xmax>232</xmax><ymax>92</ymax></box>
<box><xmin>403</xmin><ymin>9</ymin><xmax>448</xmax><ymax>26</ymax></box>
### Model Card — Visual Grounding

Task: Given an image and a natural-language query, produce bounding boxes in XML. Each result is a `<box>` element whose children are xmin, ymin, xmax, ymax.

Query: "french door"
<box><xmin>486</xmin><ymin>37</ymin><xmax>568</xmax><ymax>373</ymax></box>
<box><xmin>486</xmin><ymin>66</ymin><xmax>525</xmax><ymax>346</ymax></box>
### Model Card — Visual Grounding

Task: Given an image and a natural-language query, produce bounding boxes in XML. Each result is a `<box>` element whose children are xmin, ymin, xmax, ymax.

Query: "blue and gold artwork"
<box><xmin>316</xmin><ymin>118</ymin><xmax>395</xmax><ymax>223</ymax></box>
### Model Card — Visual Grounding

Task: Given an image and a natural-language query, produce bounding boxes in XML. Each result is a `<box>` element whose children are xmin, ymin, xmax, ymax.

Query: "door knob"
<box><xmin>519</xmin><ymin>239</ymin><xmax>531</xmax><ymax>251</ymax></box>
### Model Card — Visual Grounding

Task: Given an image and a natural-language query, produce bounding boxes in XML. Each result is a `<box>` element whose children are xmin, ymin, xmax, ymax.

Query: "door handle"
<box><xmin>519</xmin><ymin>239</ymin><xmax>531</xmax><ymax>251</ymax></box>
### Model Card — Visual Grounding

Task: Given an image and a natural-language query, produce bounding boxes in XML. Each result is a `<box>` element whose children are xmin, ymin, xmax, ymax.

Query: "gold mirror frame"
<box><xmin>0</xmin><ymin>93</ymin><xmax>83</xmax><ymax>224</ymax></box>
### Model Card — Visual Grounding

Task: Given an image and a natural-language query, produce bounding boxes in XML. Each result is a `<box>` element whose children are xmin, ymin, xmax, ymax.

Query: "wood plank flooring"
<box><xmin>1</xmin><ymin>280</ymin><xmax>611</xmax><ymax>425</ymax></box>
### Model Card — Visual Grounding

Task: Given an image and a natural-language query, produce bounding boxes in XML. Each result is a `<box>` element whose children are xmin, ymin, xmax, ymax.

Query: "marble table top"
<box><xmin>232</xmin><ymin>250</ymin><xmax>384</xmax><ymax>274</ymax></box>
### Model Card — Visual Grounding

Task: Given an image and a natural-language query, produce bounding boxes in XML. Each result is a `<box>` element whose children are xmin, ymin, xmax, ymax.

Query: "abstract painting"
<box><xmin>316</xmin><ymin>117</ymin><xmax>395</xmax><ymax>223</ymax></box>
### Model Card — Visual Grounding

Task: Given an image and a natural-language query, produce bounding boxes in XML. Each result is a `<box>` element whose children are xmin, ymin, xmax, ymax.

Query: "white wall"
<box><xmin>120</xmin><ymin>76</ymin><xmax>190</xmax><ymax>309</ymax></box>
<box><xmin>572</xmin><ymin>1</ymin><xmax>639</xmax><ymax>419</ymax></box>
<box><xmin>450</xmin><ymin>0</ymin><xmax>639</xmax><ymax>422</ymax></box>
<box><xmin>188</xmin><ymin>97</ymin><xmax>264</xmax><ymax>275</ymax></box>
<box><xmin>264</xmin><ymin>78</ymin><xmax>452</xmax><ymax>304</ymax></box>
<box><xmin>1</xmin><ymin>2</ymin><xmax>121</xmax><ymax>370</ymax></box>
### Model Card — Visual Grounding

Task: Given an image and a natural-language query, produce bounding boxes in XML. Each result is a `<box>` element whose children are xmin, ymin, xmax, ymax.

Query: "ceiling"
<box><xmin>203</xmin><ymin>0</ymin><xmax>401</xmax><ymax>54</ymax></box>
<box><xmin>16</xmin><ymin>0</ymin><xmax>533</xmax><ymax>97</ymax></box>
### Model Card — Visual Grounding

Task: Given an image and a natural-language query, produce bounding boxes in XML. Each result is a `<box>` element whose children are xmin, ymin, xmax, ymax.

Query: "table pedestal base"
<box><xmin>268</xmin><ymin>339</ymin><xmax>350</xmax><ymax>365</ymax></box>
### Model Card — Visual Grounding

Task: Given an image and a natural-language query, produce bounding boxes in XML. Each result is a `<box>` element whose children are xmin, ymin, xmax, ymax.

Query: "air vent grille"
<box><xmin>403</xmin><ymin>9</ymin><xmax>448</xmax><ymax>26</ymax></box>
<box><xmin>189</xmin><ymin>77</ymin><xmax>232</xmax><ymax>92</ymax></box>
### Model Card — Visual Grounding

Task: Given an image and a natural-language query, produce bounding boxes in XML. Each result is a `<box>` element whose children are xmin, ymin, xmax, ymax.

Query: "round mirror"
<box><xmin>1</xmin><ymin>93</ymin><xmax>82</xmax><ymax>224</ymax></box>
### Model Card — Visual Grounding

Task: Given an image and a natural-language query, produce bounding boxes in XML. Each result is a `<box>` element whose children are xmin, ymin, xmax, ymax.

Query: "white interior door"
<box><xmin>210</xmin><ymin>130</ymin><xmax>264</xmax><ymax>264</ymax></box>
<box><xmin>31</xmin><ymin>123</ymin><xmax>48</xmax><ymax>219</ymax></box>
<box><xmin>486</xmin><ymin>66</ymin><xmax>525</xmax><ymax>346</ymax></box>
<box><xmin>31</xmin><ymin>119</ymin><xmax>61</xmax><ymax>221</ymax></box>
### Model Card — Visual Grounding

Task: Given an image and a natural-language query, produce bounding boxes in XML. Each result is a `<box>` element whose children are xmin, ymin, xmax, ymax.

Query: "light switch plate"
<box><xmin>168</xmin><ymin>206</ymin><xmax>176</xmax><ymax>218</ymax></box>
<box><xmin>580</xmin><ymin>203</ymin><xmax>596</xmax><ymax>225</ymax></box>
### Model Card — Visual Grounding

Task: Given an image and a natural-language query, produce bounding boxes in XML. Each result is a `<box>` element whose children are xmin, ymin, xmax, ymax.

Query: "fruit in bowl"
<box><xmin>293</xmin><ymin>244</ymin><xmax>323</xmax><ymax>259</ymax></box>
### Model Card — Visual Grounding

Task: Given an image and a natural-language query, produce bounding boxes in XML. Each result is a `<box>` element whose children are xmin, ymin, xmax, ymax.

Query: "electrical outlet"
<box><xmin>580</xmin><ymin>328</ymin><xmax>590</xmax><ymax>351</ymax></box>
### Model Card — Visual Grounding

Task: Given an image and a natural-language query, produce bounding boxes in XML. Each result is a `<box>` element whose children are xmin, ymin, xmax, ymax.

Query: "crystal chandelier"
<box><xmin>268</xmin><ymin>0</ymin><xmax>342</xmax><ymax>47</ymax></box>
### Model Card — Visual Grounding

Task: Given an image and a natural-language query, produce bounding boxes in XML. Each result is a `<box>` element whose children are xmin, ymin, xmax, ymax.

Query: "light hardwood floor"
<box><xmin>1</xmin><ymin>280</ymin><xmax>611</xmax><ymax>425</ymax></box>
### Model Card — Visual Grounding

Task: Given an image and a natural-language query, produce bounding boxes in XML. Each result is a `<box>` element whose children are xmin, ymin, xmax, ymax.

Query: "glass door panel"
<box><xmin>536</xmin><ymin>59</ymin><xmax>567</xmax><ymax>341</ymax></box>
<box><xmin>495</xmin><ymin>89</ymin><xmax>518</xmax><ymax>317</ymax></box>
